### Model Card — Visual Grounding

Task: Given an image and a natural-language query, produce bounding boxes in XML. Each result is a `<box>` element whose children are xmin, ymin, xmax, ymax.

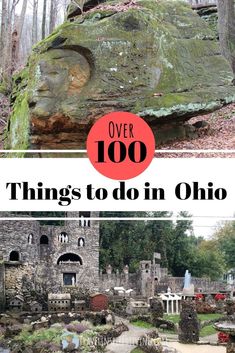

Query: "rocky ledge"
<box><xmin>6</xmin><ymin>0</ymin><xmax>235</xmax><ymax>152</ymax></box>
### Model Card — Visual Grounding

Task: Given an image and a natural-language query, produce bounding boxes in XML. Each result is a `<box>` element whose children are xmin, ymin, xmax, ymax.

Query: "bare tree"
<box><xmin>32</xmin><ymin>0</ymin><xmax>38</xmax><ymax>45</ymax></box>
<box><xmin>11</xmin><ymin>0</ymin><xmax>28</xmax><ymax>72</ymax></box>
<box><xmin>0</xmin><ymin>0</ymin><xmax>8</xmax><ymax>57</ymax></box>
<box><xmin>217</xmin><ymin>0</ymin><xmax>235</xmax><ymax>81</ymax></box>
<box><xmin>0</xmin><ymin>0</ymin><xmax>8</xmax><ymax>78</ymax></box>
<box><xmin>0</xmin><ymin>0</ymin><xmax>67</xmax><ymax>83</ymax></box>
<box><xmin>42</xmin><ymin>0</ymin><xmax>47</xmax><ymax>39</ymax></box>
<box><xmin>0</xmin><ymin>0</ymin><xmax>20</xmax><ymax>80</ymax></box>
<box><xmin>62</xmin><ymin>0</ymin><xmax>70</xmax><ymax>19</ymax></box>
<box><xmin>49</xmin><ymin>0</ymin><xmax>55</xmax><ymax>33</ymax></box>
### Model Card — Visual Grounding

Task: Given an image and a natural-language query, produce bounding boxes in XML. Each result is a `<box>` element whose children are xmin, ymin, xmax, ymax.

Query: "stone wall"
<box><xmin>164</xmin><ymin>276</ymin><xmax>224</xmax><ymax>293</ymax></box>
<box><xmin>99</xmin><ymin>273</ymin><xmax>140</xmax><ymax>292</ymax></box>
<box><xmin>0</xmin><ymin>218</ymin><xmax>40</xmax><ymax>264</ymax></box>
<box><xmin>0</xmin><ymin>213</ymin><xmax>100</xmax><ymax>307</ymax></box>
<box><xmin>4</xmin><ymin>263</ymin><xmax>35</xmax><ymax>305</ymax></box>
<box><xmin>0</xmin><ymin>263</ymin><xmax>5</xmax><ymax>312</ymax></box>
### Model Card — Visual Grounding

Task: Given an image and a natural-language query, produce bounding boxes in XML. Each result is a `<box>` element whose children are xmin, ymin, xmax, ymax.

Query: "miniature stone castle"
<box><xmin>0</xmin><ymin>212</ymin><xmax>100</xmax><ymax>311</ymax></box>
<box><xmin>0</xmin><ymin>212</ymin><xmax>226</xmax><ymax>312</ymax></box>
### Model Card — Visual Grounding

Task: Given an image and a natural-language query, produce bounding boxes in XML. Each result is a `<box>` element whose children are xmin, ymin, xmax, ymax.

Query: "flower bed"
<box><xmin>218</xmin><ymin>331</ymin><xmax>229</xmax><ymax>343</ymax></box>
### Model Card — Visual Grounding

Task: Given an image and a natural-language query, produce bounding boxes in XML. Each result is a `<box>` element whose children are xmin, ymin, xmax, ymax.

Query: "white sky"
<box><xmin>190</xmin><ymin>209</ymin><xmax>234</xmax><ymax>238</ymax></box>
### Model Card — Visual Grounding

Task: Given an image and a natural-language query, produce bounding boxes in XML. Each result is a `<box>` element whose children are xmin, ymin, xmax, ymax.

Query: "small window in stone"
<box><xmin>63</xmin><ymin>273</ymin><xmax>76</xmax><ymax>286</ymax></box>
<box><xmin>59</xmin><ymin>232</ymin><xmax>69</xmax><ymax>243</ymax></box>
<box><xmin>9</xmin><ymin>251</ymin><xmax>20</xmax><ymax>262</ymax></box>
<box><xmin>28</xmin><ymin>234</ymin><xmax>34</xmax><ymax>244</ymax></box>
<box><xmin>79</xmin><ymin>212</ymin><xmax>91</xmax><ymax>227</ymax></box>
<box><xmin>57</xmin><ymin>253</ymin><xmax>82</xmax><ymax>265</ymax></box>
<box><xmin>40</xmin><ymin>235</ymin><xmax>49</xmax><ymax>245</ymax></box>
<box><xmin>78</xmin><ymin>237</ymin><xmax>85</xmax><ymax>248</ymax></box>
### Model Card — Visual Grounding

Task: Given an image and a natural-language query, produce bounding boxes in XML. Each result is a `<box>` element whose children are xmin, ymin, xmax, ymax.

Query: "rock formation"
<box><xmin>6</xmin><ymin>0</ymin><xmax>235</xmax><ymax>153</ymax></box>
<box><xmin>179</xmin><ymin>300</ymin><xmax>200</xmax><ymax>343</ymax></box>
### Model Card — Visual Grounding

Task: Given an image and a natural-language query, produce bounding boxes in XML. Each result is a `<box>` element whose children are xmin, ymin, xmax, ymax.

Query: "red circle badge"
<box><xmin>87</xmin><ymin>112</ymin><xmax>155</xmax><ymax>180</ymax></box>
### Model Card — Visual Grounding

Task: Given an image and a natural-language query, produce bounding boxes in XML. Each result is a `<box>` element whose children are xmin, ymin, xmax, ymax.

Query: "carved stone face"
<box><xmin>7</xmin><ymin>0</ymin><xmax>235</xmax><ymax>152</ymax></box>
<box><xmin>30</xmin><ymin>49</ymin><xmax>91</xmax><ymax>117</ymax></box>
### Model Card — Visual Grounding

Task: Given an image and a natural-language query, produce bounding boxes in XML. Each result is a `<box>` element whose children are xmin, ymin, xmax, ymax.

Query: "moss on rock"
<box><xmin>6</xmin><ymin>0</ymin><xmax>235</xmax><ymax>152</ymax></box>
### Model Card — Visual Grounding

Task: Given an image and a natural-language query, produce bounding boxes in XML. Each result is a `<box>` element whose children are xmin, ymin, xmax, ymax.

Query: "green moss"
<box><xmin>0</xmin><ymin>83</ymin><xmax>8</xmax><ymax>95</ymax></box>
<box><xmin>5</xmin><ymin>92</ymin><xmax>30</xmax><ymax>155</ymax></box>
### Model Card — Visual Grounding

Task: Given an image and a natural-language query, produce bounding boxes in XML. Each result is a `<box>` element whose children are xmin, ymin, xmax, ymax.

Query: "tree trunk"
<box><xmin>217</xmin><ymin>0</ymin><xmax>235</xmax><ymax>81</ymax></box>
<box><xmin>17</xmin><ymin>0</ymin><xmax>28</xmax><ymax>41</ymax></box>
<box><xmin>32</xmin><ymin>0</ymin><xmax>39</xmax><ymax>45</ymax></box>
<box><xmin>42</xmin><ymin>0</ymin><xmax>47</xmax><ymax>40</ymax></box>
<box><xmin>0</xmin><ymin>0</ymin><xmax>8</xmax><ymax>77</ymax></box>
<box><xmin>12</xmin><ymin>0</ymin><xmax>28</xmax><ymax>72</ymax></box>
<box><xmin>49</xmin><ymin>0</ymin><xmax>57</xmax><ymax>34</ymax></box>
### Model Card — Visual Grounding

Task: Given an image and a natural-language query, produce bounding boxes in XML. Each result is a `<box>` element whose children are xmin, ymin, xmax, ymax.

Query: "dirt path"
<box><xmin>106</xmin><ymin>318</ymin><xmax>152</xmax><ymax>353</ymax></box>
<box><xmin>106</xmin><ymin>327</ymin><xmax>226</xmax><ymax>353</ymax></box>
<box><xmin>106</xmin><ymin>316</ymin><xmax>227</xmax><ymax>353</ymax></box>
<box><xmin>166</xmin><ymin>342</ymin><xmax>226</xmax><ymax>353</ymax></box>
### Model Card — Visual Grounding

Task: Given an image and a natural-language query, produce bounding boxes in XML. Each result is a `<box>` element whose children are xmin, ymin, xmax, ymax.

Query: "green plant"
<box><xmin>131</xmin><ymin>320</ymin><xmax>155</xmax><ymax>329</ymax></box>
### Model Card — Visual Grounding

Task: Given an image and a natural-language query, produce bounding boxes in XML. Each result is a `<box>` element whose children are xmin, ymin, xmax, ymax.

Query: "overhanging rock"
<box><xmin>6</xmin><ymin>0</ymin><xmax>235</xmax><ymax>152</ymax></box>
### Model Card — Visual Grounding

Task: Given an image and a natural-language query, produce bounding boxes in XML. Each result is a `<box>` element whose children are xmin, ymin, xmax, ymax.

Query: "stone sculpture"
<box><xmin>6</xmin><ymin>0</ymin><xmax>235</xmax><ymax>153</ymax></box>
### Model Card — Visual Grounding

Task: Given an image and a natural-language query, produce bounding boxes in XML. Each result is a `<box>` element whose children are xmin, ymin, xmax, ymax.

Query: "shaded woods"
<box><xmin>0</xmin><ymin>0</ymin><xmax>69</xmax><ymax>90</ymax></box>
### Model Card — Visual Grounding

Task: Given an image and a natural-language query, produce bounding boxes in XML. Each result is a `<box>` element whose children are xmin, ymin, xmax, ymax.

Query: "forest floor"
<box><xmin>0</xmin><ymin>95</ymin><xmax>234</xmax><ymax>155</ymax></box>
<box><xmin>157</xmin><ymin>103</ymin><xmax>235</xmax><ymax>158</ymax></box>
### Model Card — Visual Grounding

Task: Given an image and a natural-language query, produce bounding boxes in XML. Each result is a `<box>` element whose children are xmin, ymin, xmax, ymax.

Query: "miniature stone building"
<box><xmin>90</xmin><ymin>293</ymin><xmax>109</xmax><ymax>312</ymax></box>
<box><xmin>30</xmin><ymin>301</ymin><xmax>42</xmax><ymax>313</ymax></box>
<box><xmin>48</xmin><ymin>293</ymin><xmax>71</xmax><ymax>312</ymax></box>
<box><xmin>9</xmin><ymin>295</ymin><xmax>24</xmax><ymax>311</ymax></box>
<box><xmin>160</xmin><ymin>293</ymin><xmax>182</xmax><ymax>314</ymax></box>
<box><xmin>126</xmin><ymin>300</ymin><xmax>149</xmax><ymax>316</ymax></box>
<box><xmin>178</xmin><ymin>300</ymin><xmax>200</xmax><ymax>343</ymax></box>
<box><xmin>0</xmin><ymin>212</ymin><xmax>99</xmax><ymax>308</ymax></box>
<box><xmin>73</xmin><ymin>300</ymin><xmax>86</xmax><ymax>312</ymax></box>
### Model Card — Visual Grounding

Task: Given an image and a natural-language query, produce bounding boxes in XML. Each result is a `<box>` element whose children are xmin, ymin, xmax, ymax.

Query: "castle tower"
<box><xmin>39</xmin><ymin>211</ymin><xmax>100</xmax><ymax>292</ymax></box>
<box><xmin>0</xmin><ymin>212</ymin><xmax>100</xmax><ymax>307</ymax></box>
<box><xmin>139</xmin><ymin>260</ymin><xmax>154</xmax><ymax>298</ymax></box>
<box><xmin>0</xmin><ymin>216</ymin><xmax>40</xmax><ymax>305</ymax></box>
